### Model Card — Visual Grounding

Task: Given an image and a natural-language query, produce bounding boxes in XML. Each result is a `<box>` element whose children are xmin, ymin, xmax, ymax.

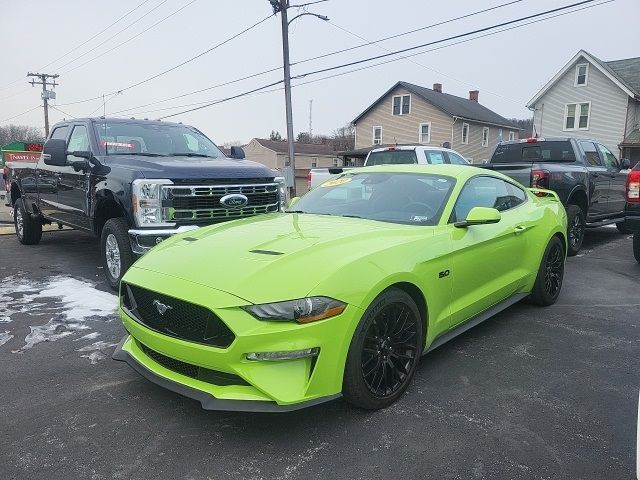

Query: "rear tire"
<box><xmin>342</xmin><ymin>289</ymin><xmax>424</xmax><ymax>410</ymax></box>
<box><xmin>14</xmin><ymin>198</ymin><xmax>42</xmax><ymax>245</ymax></box>
<box><xmin>529</xmin><ymin>236</ymin><xmax>565</xmax><ymax>306</ymax></box>
<box><xmin>634</xmin><ymin>233</ymin><xmax>640</xmax><ymax>264</ymax></box>
<box><xmin>101</xmin><ymin>217</ymin><xmax>135</xmax><ymax>291</ymax></box>
<box><xmin>616</xmin><ymin>222</ymin><xmax>632</xmax><ymax>234</ymax></box>
<box><xmin>566</xmin><ymin>204</ymin><xmax>585</xmax><ymax>256</ymax></box>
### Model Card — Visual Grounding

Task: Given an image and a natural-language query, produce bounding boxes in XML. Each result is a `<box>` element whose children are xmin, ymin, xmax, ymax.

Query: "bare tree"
<box><xmin>0</xmin><ymin>124</ymin><xmax>45</xmax><ymax>147</ymax></box>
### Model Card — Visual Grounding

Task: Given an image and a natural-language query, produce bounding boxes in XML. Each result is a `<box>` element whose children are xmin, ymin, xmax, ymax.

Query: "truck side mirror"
<box><xmin>230</xmin><ymin>146</ymin><xmax>245</xmax><ymax>159</ymax></box>
<box><xmin>43</xmin><ymin>139</ymin><xmax>68</xmax><ymax>166</ymax></box>
<box><xmin>621</xmin><ymin>158</ymin><xmax>631</xmax><ymax>170</ymax></box>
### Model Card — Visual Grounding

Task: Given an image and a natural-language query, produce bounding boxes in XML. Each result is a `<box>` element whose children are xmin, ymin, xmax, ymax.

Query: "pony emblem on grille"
<box><xmin>153</xmin><ymin>299</ymin><xmax>173</xmax><ymax>315</ymax></box>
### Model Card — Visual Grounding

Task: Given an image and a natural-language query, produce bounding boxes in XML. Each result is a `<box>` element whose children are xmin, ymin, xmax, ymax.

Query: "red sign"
<box><xmin>4</xmin><ymin>152</ymin><xmax>41</xmax><ymax>162</ymax></box>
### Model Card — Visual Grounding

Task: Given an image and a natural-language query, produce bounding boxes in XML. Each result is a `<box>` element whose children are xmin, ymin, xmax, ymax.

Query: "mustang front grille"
<box><xmin>122</xmin><ymin>284</ymin><xmax>235</xmax><ymax>348</ymax></box>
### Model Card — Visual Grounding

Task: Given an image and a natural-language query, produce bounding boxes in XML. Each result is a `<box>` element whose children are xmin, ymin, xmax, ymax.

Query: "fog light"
<box><xmin>246</xmin><ymin>348</ymin><xmax>319</xmax><ymax>361</ymax></box>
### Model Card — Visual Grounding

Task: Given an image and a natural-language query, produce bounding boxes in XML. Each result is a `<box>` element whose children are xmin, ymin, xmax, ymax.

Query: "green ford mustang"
<box><xmin>113</xmin><ymin>165</ymin><xmax>567</xmax><ymax>411</ymax></box>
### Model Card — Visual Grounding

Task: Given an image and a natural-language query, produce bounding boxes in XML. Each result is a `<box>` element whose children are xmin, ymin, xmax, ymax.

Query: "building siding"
<box><xmin>451</xmin><ymin>120</ymin><xmax>517</xmax><ymax>163</ymax></box>
<box><xmin>624</xmin><ymin>98</ymin><xmax>640</xmax><ymax>137</ymax></box>
<box><xmin>531</xmin><ymin>55</ymin><xmax>630</xmax><ymax>155</ymax></box>
<box><xmin>243</xmin><ymin>139</ymin><xmax>277</xmax><ymax>169</ymax></box>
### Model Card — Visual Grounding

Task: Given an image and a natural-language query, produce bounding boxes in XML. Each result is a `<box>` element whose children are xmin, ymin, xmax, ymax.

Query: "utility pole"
<box><xmin>270</xmin><ymin>0</ymin><xmax>328</xmax><ymax>196</ymax></box>
<box><xmin>27</xmin><ymin>72</ymin><xmax>59</xmax><ymax>137</ymax></box>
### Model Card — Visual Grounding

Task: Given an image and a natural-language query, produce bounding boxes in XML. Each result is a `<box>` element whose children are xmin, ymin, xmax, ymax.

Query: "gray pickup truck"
<box><xmin>483</xmin><ymin>137</ymin><xmax>631</xmax><ymax>255</ymax></box>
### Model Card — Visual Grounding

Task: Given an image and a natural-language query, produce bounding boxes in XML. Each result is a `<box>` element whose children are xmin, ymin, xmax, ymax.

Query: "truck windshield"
<box><xmin>93</xmin><ymin>122</ymin><xmax>225</xmax><ymax>158</ymax></box>
<box><xmin>491</xmin><ymin>141</ymin><xmax>576</xmax><ymax>163</ymax></box>
<box><xmin>288</xmin><ymin>172</ymin><xmax>455</xmax><ymax>225</ymax></box>
<box><xmin>366</xmin><ymin>150</ymin><xmax>417</xmax><ymax>166</ymax></box>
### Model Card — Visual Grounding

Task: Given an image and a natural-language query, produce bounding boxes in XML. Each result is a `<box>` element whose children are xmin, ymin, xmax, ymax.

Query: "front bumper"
<box><xmin>128</xmin><ymin>225</ymin><xmax>199</xmax><ymax>254</ymax></box>
<box><xmin>624</xmin><ymin>213</ymin><xmax>640</xmax><ymax>232</ymax></box>
<box><xmin>114</xmin><ymin>269</ymin><xmax>360</xmax><ymax>411</ymax></box>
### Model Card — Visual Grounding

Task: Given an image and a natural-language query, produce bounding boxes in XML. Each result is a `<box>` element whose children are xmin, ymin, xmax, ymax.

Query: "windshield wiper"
<box><xmin>123</xmin><ymin>152</ymin><xmax>168</xmax><ymax>157</ymax></box>
<box><xmin>340</xmin><ymin>214</ymin><xmax>363</xmax><ymax>219</ymax></box>
<box><xmin>287</xmin><ymin>210</ymin><xmax>306</xmax><ymax>214</ymax></box>
<box><xmin>172</xmin><ymin>153</ymin><xmax>216</xmax><ymax>158</ymax></box>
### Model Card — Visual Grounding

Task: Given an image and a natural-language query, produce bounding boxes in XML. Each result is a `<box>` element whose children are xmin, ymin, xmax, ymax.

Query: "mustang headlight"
<box><xmin>131</xmin><ymin>179</ymin><xmax>175</xmax><ymax>227</ymax></box>
<box><xmin>275</xmin><ymin>176</ymin><xmax>288</xmax><ymax>211</ymax></box>
<box><xmin>244</xmin><ymin>297</ymin><xmax>346</xmax><ymax>324</ymax></box>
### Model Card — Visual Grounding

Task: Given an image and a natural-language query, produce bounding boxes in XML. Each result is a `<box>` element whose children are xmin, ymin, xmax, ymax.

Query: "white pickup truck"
<box><xmin>307</xmin><ymin>145</ymin><xmax>470</xmax><ymax>190</ymax></box>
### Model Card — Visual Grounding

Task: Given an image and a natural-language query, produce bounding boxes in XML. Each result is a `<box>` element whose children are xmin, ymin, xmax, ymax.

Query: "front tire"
<box><xmin>101</xmin><ymin>218</ymin><xmax>135</xmax><ymax>291</ymax></box>
<box><xmin>14</xmin><ymin>198</ymin><xmax>42</xmax><ymax>245</ymax></box>
<box><xmin>634</xmin><ymin>233</ymin><xmax>640</xmax><ymax>263</ymax></box>
<box><xmin>342</xmin><ymin>289</ymin><xmax>424</xmax><ymax>410</ymax></box>
<box><xmin>616</xmin><ymin>222</ymin><xmax>632</xmax><ymax>234</ymax></box>
<box><xmin>566</xmin><ymin>204</ymin><xmax>585</xmax><ymax>256</ymax></box>
<box><xmin>529</xmin><ymin>236</ymin><xmax>565</xmax><ymax>306</ymax></box>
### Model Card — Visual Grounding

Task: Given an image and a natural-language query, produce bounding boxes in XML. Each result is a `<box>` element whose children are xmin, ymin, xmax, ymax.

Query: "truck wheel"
<box><xmin>616</xmin><ymin>222</ymin><xmax>632</xmax><ymax>234</ymax></box>
<box><xmin>14</xmin><ymin>198</ymin><xmax>42</xmax><ymax>245</ymax></box>
<box><xmin>634</xmin><ymin>233</ymin><xmax>640</xmax><ymax>264</ymax></box>
<box><xmin>101</xmin><ymin>217</ymin><xmax>135</xmax><ymax>291</ymax></box>
<box><xmin>566</xmin><ymin>204</ymin><xmax>585</xmax><ymax>256</ymax></box>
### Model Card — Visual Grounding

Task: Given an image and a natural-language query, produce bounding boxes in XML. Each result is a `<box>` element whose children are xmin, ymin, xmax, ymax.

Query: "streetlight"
<box><xmin>270</xmin><ymin>0</ymin><xmax>329</xmax><ymax>196</ymax></box>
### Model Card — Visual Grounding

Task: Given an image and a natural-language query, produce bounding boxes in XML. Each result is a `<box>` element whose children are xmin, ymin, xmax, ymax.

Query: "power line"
<box><xmin>74</xmin><ymin>0</ymin><xmax>526</xmax><ymax>114</ymax></box>
<box><xmin>144</xmin><ymin>0</ymin><xmax>609</xmax><ymax>121</ymax></box>
<box><xmin>0</xmin><ymin>105</ymin><xmax>43</xmax><ymax>124</ymax></box>
<box><xmin>49</xmin><ymin>104</ymin><xmax>76</xmax><ymax>120</ymax></box>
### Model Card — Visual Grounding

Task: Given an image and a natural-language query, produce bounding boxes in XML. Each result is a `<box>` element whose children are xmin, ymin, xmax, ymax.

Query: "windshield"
<box><xmin>491</xmin><ymin>141</ymin><xmax>576</xmax><ymax>163</ymax></box>
<box><xmin>289</xmin><ymin>172</ymin><xmax>455</xmax><ymax>225</ymax></box>
<box><xmin>366</xmin><ymin>150</ymin><xmax>417</xmax><ymax>166</ymax></box>
<box><xmin>93</xmin><ymin>122</ymin><xmax>225</xmax><ymax>158</ymax></box>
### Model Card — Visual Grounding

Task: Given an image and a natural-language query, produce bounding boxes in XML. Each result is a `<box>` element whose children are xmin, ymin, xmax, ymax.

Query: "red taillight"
<box><xmin>526</xmin><ymin>137</ymin><xmax>538</xmax><ymax>143</ymax></box>
<box><xmin>531</xmin><ymin>168</ymin><xmax>550</xmax><ymax>195</ymax></box>
<box><xmin>387</xmin><ymin>147</ymin><xmax>396</xmax><ymax>151</ymax></box>
<box><xmin>307</xmin><ymin>170</ymin><xmax>312</xmax><ymax>189</ymax></box>
<box><xmin>626</xmin><ymin>169</ymin><xmax>640</xmax><ymax>203</ymax></box>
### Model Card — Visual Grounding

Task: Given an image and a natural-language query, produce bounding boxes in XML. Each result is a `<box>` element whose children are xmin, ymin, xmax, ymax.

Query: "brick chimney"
<box><xmin>433</xmin><ymin>83</ymin><xmax>442</xmax><ymax>93</ymax></box>
<box><xmin>469</xmin><ymin>90</ymin><xmax>479</xmax><ymax>102</ymax></box>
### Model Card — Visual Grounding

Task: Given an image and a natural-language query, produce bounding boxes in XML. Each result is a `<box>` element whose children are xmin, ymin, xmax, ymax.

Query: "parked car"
<box><xmin>307</xmin><ymin>145</ymin><xmax>470</xmax><ymax>190</ymax></box>
<box><xmin>5</xmin><ymin>117</ymin><xmax>287</xmax><ymax>289</ymax></box>
<box><xmin>623</xmin><ymin>163</ymin><xmax>640</xmax><ymax>262</ymax></box>
<box><xmin>113</xmin><ymin>164</ymin><xmax>567</xmax><ymax>412</ymax></box>
<box><xmin>482</xmin><ymin>137</ymin><xmax>631</xmax><ymax>256</ymax></box>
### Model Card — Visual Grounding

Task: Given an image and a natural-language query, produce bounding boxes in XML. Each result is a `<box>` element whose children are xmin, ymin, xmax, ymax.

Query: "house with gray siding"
<box><xmin>352</xmin><ymin>81</ymin><xmax>520</xmax><ymax>164</ymax></box>
<box><xmin>527</xmin><ymin>50</ymin><xmax>640</xmax><ymax>166</ymax></box>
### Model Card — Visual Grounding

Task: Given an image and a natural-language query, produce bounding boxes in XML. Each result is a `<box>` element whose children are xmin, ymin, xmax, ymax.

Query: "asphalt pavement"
<box><xmin>0</xmin><ymin>226</ymin><xmax>638</xmax><ymax>480</ymax></box>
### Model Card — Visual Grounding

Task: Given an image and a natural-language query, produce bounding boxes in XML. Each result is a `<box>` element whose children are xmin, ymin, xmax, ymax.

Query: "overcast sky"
<box><xmin>0</xmin><ymin>0</ymin><xmax>638</xmax><ymax>144</ymax></box>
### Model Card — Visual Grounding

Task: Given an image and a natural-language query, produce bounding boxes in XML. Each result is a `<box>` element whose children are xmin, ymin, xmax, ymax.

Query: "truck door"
<box><xmin>57</xmin><ymin>124</ymin><xmax>91</xmax><ymax>229</ymax></box>
<box><xmin>37</xmin><ymin>125</ymin><xmax>69</xmax><ymax>219</ymax></box>
<box><xmin>596</xmin><ymin>143</ymin><xmax>626</xmax><ymax>216</ymax></box>
<box><xmin>578</xmin><ymin>141</ymin><xmax>609</xmax><ymax>219</ymax></box>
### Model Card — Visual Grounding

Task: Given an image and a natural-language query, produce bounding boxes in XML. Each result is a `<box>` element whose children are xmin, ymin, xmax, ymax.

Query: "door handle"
<box><xmin>592</xmin><ymin>173</ymin><xmax>600</xmax><ymax>178</ymax></box>
<box><xmin>514</xmin><ymin>225</ymin><xmax>527</xmax><ymax>234</ymax></box>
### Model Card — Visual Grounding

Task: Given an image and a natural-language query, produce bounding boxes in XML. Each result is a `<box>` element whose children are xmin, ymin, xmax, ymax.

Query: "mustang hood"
<box><xmin>130</xmin><ymin>213</ymin><xmax>431</xmax><ymax>304</ymax></box>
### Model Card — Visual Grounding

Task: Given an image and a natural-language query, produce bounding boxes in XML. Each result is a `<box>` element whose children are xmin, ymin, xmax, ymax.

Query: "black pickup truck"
<box><xmin>483</xmin><ymin>137</ymin><xmax>631</xmax><ymax>255</ymax></box>
<box><xmin>5</xmin><ymin>117</ymin><xmax>286</xmax><ymax>289</ymax></box>
<box><xmin>623</xmin><ymin>163</ymin><xmax>640</xmax><ymax>262</ymax></box>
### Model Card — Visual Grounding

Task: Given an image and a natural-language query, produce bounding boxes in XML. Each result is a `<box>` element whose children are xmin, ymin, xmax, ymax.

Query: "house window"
<box><xmin>508</xmin><ymin>131</ymin><xmax>515</xmax><ymax>141</ymax></box>
<box><xmin>311</xmin><ymin>157</ymin><xmax>317</xmax><ymax>167</ymax></box>
<box><xmin>482</xmin><ymin>127</ymin><xmax>489</xmax><ymax>147</ymax></box>
<box><xmin>419</xmin><ymin>123</ymin><xmax>431</xmax><ymax>143</ymax></box>
<box><xmin>392</xmin><ymin>95</ymin><xmax>410</xmax><ymax>115</ymax></box>
<box><xmin>575</xmin><ymin>63</ymin><xmax>588</xmax><ymax>86</ymax></box>
<box><xmin>564</xmin><ymin>102</ymin><xmax>590</xmax><ymax>130</ymax></box>
<box><xmin>333</xmin><ymin>158</ymin><xmax>338</xmax><ymax>167</ymax></box>
<box><xmin>373</xmin><ymin>126</ymin><xmax>382</xmax><ymax>145</ymax></box>
<box><xmin>461</xmin><ymin>123</ymin><xmax>469</xmax><ymax>144</ymax></box>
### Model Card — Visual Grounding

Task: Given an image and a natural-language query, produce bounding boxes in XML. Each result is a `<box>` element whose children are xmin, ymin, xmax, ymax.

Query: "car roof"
<box><xmin>51</xmin><ymin>117</ymin><xmax>185</xmax><ymax>128</ymax></box>
<box><xmin>348</xmin><ymin>163</ymin><xmax>483</xmax><ymax>178</ymax></box>
<box><xmin>497</xmin><ymin>136</ymin><xmax>597</xmax><ymax>145</ymax></box>
<box><xmin>370</xmin><ymin>145</ymin><xmax>456</xmax><ymax>153</ymax></box>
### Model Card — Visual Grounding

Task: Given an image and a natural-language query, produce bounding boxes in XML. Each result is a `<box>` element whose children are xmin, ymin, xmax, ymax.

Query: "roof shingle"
<box><xmin>253</xmin><ymin>138</ymin><xmax>339</xmax><ymax>156</ymax></box>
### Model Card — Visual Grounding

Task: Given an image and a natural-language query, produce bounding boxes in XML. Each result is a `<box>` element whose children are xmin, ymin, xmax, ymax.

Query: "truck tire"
<box><xmin>14</xmin><ymin>198</ymin><xmax>42</xmax><ymax>245</ymax></box>
<box><xmin>616</xmin><ymin>222</ymin><xmax>632</xmax><ymax>234</ymax></box>
<box><xmin>566</xmin><ymin>204</ymin><xmax>585</xmax><ymax>256</ymax></box>
<box><xmin>101</xmin><ymin>217</ymin><xmax>135</xmax><ymax>291</ymax></box>
<box><xmin>634</xmin><ymin>233</ymin><xmax>640</xmax><ymax>264</ymax></box>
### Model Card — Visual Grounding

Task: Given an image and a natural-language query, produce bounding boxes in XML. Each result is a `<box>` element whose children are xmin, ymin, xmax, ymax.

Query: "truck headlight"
<box><xmin>131</xmin><ymin>179</ymin><xmax>175</xmax><ymax>227</ymax></box>
<box><xmin>275</xmin><ymin>176</ymin><xmax>288</xmax><ymax>211</ymax></box>
<box><xmin>243</xmin><ymin>297</ymin><xmax>346</xmax><ymax>324</ymax></box>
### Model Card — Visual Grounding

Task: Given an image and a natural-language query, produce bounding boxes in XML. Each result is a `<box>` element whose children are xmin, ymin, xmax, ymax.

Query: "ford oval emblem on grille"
<box><xmin>220</xmin><ymin>193</ymin><xmax>249</xmax><ymax>209</ymax></box>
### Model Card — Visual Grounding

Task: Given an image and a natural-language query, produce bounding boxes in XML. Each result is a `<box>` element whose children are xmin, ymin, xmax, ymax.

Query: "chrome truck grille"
<box><xmin>161</xmin><ymin>183</ymin><xmax>280</xmax><ymax>223</ymax></box>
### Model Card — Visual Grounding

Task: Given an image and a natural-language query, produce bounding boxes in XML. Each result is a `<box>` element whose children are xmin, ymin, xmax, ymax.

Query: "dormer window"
<box><xmin>392</xmin><ymin>95</ymin><xmax>411</xmax><ymax>115</ymax></box>
<box><xmin>575</xmin><ymin>63</ymin><xmax>588</xmax><ymax>86</ymax></box>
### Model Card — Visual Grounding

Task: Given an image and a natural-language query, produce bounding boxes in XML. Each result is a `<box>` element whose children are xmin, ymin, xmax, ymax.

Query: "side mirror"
<box><xmin>70</xmin><ymin>150</ymin><xmax>92</xmax><ymax>160</ymax></box>
<box><xmin>230</xmin><ymin>146</ymin><xmax>245</xmax><ymax>159</ymax></box>
<box><xmin>454</xmin><ymin>207</ymin><xmax>501</xmax><ymax>228</ymax></box>
<box><xmin>42</xmin><ymin>139</ymin><xmax>68</xmax><ymax>166</ymax></box>
<box><xmin>621</xmin><ymin>158</ymin><xmax>631</xmax><ymax>169</ymax></box>
<box><xmin>288</xmin><ymin>196</ymin><xmax>300</xmax><ymax>208</ymax></box>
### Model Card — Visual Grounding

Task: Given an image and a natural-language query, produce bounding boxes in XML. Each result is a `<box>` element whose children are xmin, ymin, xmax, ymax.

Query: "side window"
<box><xmin>448</xmin><ymin>152</ymin><xmax>468</xmax><ymax>165</ymax></box>
<box><xmin>579</xmin><ymin>141</ymin><xmax>601</xmax><ymax>166</ymax></box>
<box><xmin>50</xmin><ymin>126</ymin><xmax>69</xmax><ymax>140</ymax></box>
<box><xmin>452</xmin><ymin>176</ymin><xmax>525</xmax><ymax>222</ymax></box>
<box><xmin>425</xmin><ymin>150</ymin><xmax>446</xmax><ymax>164</ymax></box>
<box><xmin>67</xmin><ymin>126</ymin><xmax>89</xmax><ymax>153</ymax></box>
<box><xmin>596</xmin><ymin>143</ymin><xmax>619</xmax><ymax>169</ymax></box>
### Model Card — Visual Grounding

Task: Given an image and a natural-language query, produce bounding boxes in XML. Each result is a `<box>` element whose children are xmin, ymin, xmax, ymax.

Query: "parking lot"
<box><xmin>0</xmin><ymin>217</ymin><xmax>638</xmax><ymax>479</ymax></box>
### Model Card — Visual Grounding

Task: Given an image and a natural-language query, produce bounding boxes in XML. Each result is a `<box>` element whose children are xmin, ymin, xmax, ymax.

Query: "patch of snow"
<box><xmin>0</xmin><ymin>331</ymin><xmax>13</xmax><ymax>347</ymax></box>
<box><xmin>73</xmin><ymin>332</ymin><xmax>101</xmax><ymax>342</ymax></box>
<box><xmin>81</xmin><ymin>351</ymin><xmax>106</xmax><ymax>365</ymax></box>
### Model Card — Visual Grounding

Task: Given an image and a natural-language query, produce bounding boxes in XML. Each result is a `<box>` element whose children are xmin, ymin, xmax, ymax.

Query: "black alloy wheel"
<box><xmin>343</xmin><ymin>289</ymin><xmax>423</xmax><ymax>410</ymax></box>
<box><xmin>529</xmin><ymin>236</ymin><xmax>565</xmax><ymax>306</ymax></box>
<box><xmin>566</xmin><ymin>204</ymin><xmax>585</xmax><ymax>256</ymax></box>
